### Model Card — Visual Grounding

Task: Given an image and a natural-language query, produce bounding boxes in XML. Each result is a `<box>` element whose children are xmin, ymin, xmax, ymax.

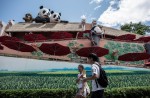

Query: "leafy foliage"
<box><xmin>120</xmin><ymin>22</ymin><xmax>150</xmax><ymax>35</ymax></box>
<box><xmin>0</xmin><ymin>70</ymin><xmax>150</xmax><ymax>98</ymax></box>
<box><xmin>0</xmin><ymin>87</ymin><xmax>150</xmax><ymax>98</ymax></box>
<box><xmin>104</xmin><ymin>41</ymin><xmax>145</xmax><ymax>64</ymax></box>
<box><xmin>0</xmin><ymin>71</ymin><xmax>150</xmax><ymax>90</ymax></box>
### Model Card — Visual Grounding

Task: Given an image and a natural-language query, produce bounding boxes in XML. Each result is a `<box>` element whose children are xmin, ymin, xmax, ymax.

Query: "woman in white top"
<box><xmin>75</xmin><ymin>64</ymin><xmax>90</xmax><ymax>98</ymax></box>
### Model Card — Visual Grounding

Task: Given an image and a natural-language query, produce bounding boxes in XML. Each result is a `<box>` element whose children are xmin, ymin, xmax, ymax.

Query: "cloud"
<box><xmin>98</xmin><ymin>0</ymin><xmax>150</xmax><ymax>27</ymax></box>
<box><xmin>94</xmin><ymin>5</ymin><xmax>101</xmax><ymax>10</ymax></box>
<box><xmin>89</xmin><ymin>0</ymin><xmax>103</xmax><ymax>4</ymax></box>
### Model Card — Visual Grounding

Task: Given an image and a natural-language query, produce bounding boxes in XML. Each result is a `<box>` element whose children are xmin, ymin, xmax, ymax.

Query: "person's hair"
<box><xmin>88</xmin><ymin>53</ymin><xmax>99</xmax><ymax>62</ymax></box>
<box><xmin>78</xmin><ymin>64</ymin><xmax>86</xmax><ymax>75</ymax></box>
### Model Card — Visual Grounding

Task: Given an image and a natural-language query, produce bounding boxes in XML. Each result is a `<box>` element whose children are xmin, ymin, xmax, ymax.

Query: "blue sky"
<box><xmin>0</xmin><ymin>0</ymin><xmax>150</xmax><ymax>28</ymax></box>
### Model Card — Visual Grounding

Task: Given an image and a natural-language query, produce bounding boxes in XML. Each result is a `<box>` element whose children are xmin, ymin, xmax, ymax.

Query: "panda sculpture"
<box><xmin>35</xmin><ymin>6</ymin><xmax>50</xmax><ymax>23</ymax></box>
<box><xmin>50</xmin><ymin>11</ymin><xmax>68</xmax><ymax>23</ymax></box>
<box><xmin>23</xmin><ymin>13</ymin><xmax>34</xmax><ymax>23</ymax></box>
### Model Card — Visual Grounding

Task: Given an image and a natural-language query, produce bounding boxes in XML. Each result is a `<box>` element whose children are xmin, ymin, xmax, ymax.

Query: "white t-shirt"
<box><xmin>77</xmin><ymin>73</ymin><xmax>86</xmax><ymax>88</ymax></box>
<box><xmin>91</xmin><ymin>62</ymin><xmax>104</xmax><ymax>91</ymax></box>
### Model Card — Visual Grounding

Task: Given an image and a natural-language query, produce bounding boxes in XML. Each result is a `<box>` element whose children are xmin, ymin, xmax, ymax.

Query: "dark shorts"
<box><xmin>91</xmin><ymin>90</ymin><xmax>104</xmax><ymax>98</ymax></box>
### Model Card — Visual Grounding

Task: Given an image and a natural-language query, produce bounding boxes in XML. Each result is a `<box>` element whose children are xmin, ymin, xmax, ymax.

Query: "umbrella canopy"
<box><xmin>50</xmin><ymin>32</ymin><xmax>73</xmax><ymax>39</ymax></box>
<box><xmin>78</xmin><ymin>30</ymin><xmax>90</xmax><ymax>38</ymax></box>
<box><xmin>118</xmin><ymin>53</ymin><xmax>150</xmax><ymax>61</ymax></box>
<box><xmin>145</xmin><ymin>62</ymin><xmax>150</xmax><ymax>66</ymax></box>
<box><xmin>134</xmin><ymin>36</ymin><xmax>150</xmax><ymax>42</ymax></box>
<box><xmin>24</xmin><ymin>34</ymin><xmax>47</xmax><ymax>41</ymax></box>
<box><xmin>0</xmin><ymin>44</ymin><xmax>3</xmax><ymax>50</ymax></box>
<box><xmin>2</xmin><ymin>41</ymin><xmax>36</xmax><ymax>52</ymax></box>
<box><xmin>39</xmin><ymin>43</ymin><xmax>71</xmax><ymax>56</ymax></box>
<box><xmin>0</xmin><ymin>36</ymin><xmax>20</xmax><ymax>42</ymax></box>
<box><xmin>76</xmin><ymin>46</ymin><xmax>109</xmax><ymax>57</ymax></box>
<box><xmin>115</xmin><ymin>34</ymin><xmax>136</xmax><ymax>41</ymax></box>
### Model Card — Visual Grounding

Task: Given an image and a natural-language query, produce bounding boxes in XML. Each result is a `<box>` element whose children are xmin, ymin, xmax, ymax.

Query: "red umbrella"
<box><xmin>50</xmin><ymin>32</ymin><xmax>73</xmax><ymax>39</ymax></box>
<box><xmin>24</xmin><ymin>34</ymin><xmax>47</xmax><ymax>41</ymax></box>
<box><xmin>118</xmin><ymin>53</ymin><xmax>150</xmax><ymax>61</ymax></box>
<box><xmin>134</xmin><ymin>36</ymin><xmax>150</xmax><ymax>42</ymax></box>
<box><xmin>0</xmin><ymin>44</ymin><xmax>3</xmax><ymax>50</ymax></box>
<box><xmin>2</xmin><ymin>41</ymin><xmax>36</xmax><ymax>52</ymax></box>
<box><xmin>0</xmin><ymin>36</ymin><xmax>20</xmax><ymax>42</ymax></box>
<box><xmin>39</xmin><ymin>43</ymin><xmax>71</xmax><ymax>56</ymax></box>
<box><xmin>76</xmin><ymin>46</ymin><xmax>109</xmax><ymax>57</ymax></box>
<box><xmin>78</xmin><ymin>30</ymin><xmax>90</xmax><ymax>38</ymax></box>
<box><xmin>145</xmin><ymin>62</ymin><xmax>150</xmax><ymax>66</ymax></box>
<box><xmin>116</xmin><ymin>34</ymin><xmax>136</xmax><ymax>41</ymax></box>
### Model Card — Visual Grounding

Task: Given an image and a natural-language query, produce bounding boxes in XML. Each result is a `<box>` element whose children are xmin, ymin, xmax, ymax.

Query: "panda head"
<box><xmin>50</xmin><ymin>11</ymin><xmax>61</xmax><ymax>22</ymax></box>
<box><xmin>38</xmin><ymin>6</ymin><xmax>50</xmax><ymax>18</ymax></box>
<box><xmin>25</xmin><ymin>13</ymin><xmax>32</xmax><ymax>19</ymax></box>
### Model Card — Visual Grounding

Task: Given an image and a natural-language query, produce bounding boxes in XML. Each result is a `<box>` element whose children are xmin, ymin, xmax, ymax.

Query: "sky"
<box><xmin>0</xmin><ymin>0</ymin><xmax>150</xmax><ymax>28</ymax></box>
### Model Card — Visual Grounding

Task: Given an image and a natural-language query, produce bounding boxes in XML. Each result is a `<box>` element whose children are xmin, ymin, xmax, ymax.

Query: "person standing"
<box><xmin>75</xmin><ymin>64</ymin><xmax>90</xmax><ymax>98</ymax></box>
<box><xmin>83</xmin><ymin>53</ymin><xmax>104</xmax><ymax>98</ymax></box>
<box><xmin>90</xmin><ymin>20</ymin><xmax>103</xmax><ymax>46</ymax></box>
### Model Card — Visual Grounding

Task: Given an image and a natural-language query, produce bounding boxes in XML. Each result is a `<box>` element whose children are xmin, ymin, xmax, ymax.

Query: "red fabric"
<box><xmin>76</xmin><ymin>46</ymin><xmax>109</xmax><ymax>57</ymax></box>
<box><xmin>118</xmin><ymin>53</ymin><xmax>150</xmax><ymax>61</ymax></box>
<box><xmin>0</xmin><ymin>36</ymin><xmax>20</xmax><ymax>42</ymax></box>
<box><xmin>2</xmin><ymin>41</ymin><xmax>36</xmax><ymax>52</ymax></box>
<box><xmin>0</xmin><ymin>44</ymin><xmax>3</xmax><ymax>50</ymax></box>
<box><xmin>115</xmin><ymin>34</ymin><xmax>136</xmax><ymax>41</ymax></box>
<box><xmin>50</xmin><ymin>32</ymin><xmax>73</xmax><ymax>39</ymax></box>
<box><xmin>145</xmin><ymin>62</ymin><xmax>150</xmax><ymax>66</ymax></box>
<box><xmin>24</xmin><ymin>34</ymin><xmax>47</xmax><ymax>41</ymax></box>
<box><xmin>78</xmin><ymin>30</ymin><xmax>90</xmax><ymax>38</ymax></box>
<box><xmin>39</xmin><ymin>43</ymin><xmax>71</xmax><ymax>56</ymax></box>
<box><xmin>134</xmin><ymin>36</ymin><xmax>150</xmax><ymax>42</ymax></box>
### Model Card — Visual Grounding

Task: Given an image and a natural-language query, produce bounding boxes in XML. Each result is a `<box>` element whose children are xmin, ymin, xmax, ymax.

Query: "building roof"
<box><xmin>102</xmin><ymin>26</ymin><xmax>142</xmax><ymax>38</ymax></box>
<box><xmin>6</xmin><ymin>22</ymin><xmax>142</xmax><ymax>38</ymax></box>
<box><xmin>6</xmin><ymin>22</ymin><xmax>84</xmax><ymax>32</ymax></box>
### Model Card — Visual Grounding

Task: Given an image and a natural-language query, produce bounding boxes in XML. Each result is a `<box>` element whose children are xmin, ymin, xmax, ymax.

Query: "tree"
<box><xmin>120</xmin><ymin>22</ymin><xmax>150</xmax><ymax>35</ymax></box>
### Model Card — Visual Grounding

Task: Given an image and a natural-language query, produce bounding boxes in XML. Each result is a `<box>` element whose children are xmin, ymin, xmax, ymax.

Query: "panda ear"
<box><xmin>40</xmin><ymin>6</ymin><xmax>43</xmax><ymax>9</ymax></box>
<box><xmin>59</xmin><ymin>13</ymin><xmax>61</xmax><ymax>16</ymax></box>
<box><xmin>49</xmin><ymin>9</ymin><xmax>50</xmax><ymax>11</ymax></box>
<box><xmin>51</xmin><ymin>11</ymin><xmax>54</xmax><ymax>14</ymax></box>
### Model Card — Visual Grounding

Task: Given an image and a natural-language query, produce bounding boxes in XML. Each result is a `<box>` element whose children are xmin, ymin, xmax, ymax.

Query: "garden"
<box><xmin>0</xmin><ymin>70</ymin><xmax>150</xmax><ymax>98</ymax></box>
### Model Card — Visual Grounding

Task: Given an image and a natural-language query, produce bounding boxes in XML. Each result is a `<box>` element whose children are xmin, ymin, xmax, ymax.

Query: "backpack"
<box><xmin>95</xmin><ymin>63</ymin><xmax>108</xmax><ymax>88</ymax></box>
<box><xmin>91</xmin><ymin>25</ymin><xmax>102</xmax><ymax>35</ymax></box>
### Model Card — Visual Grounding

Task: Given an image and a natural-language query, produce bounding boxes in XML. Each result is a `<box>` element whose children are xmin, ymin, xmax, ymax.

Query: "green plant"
<box><xmin>0</xmin><ymin>87</ymin><xmax>150</xmax><ymax>98</ymax></box>
<box><xmin>104</xmin><ymin>41</ymin><xmax>145</xmax><ymax>65</ymax></box>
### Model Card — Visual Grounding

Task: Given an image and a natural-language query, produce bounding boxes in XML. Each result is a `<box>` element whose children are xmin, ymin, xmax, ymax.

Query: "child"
<box><xmin>75</xmin><ymin>65</ymin><xmax>90</xmax><ymax>98</ymax></box>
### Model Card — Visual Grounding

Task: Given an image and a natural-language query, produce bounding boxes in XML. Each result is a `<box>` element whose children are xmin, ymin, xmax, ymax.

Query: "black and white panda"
<box><xmin>50</xmin><ymin>11</ymin><xmax>68</xmax><ymax>23</ymax></box>
<box><xmin>35</xmin><ymin>6</ymin><xmax>51</xmax><ymax>23</ymax></box>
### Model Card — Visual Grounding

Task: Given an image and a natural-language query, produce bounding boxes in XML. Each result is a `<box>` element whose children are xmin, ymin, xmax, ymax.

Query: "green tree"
<box><xmin>121</xmin><ymin>22</ymin><xmax>150</xmax><ymax>35</ymax></box>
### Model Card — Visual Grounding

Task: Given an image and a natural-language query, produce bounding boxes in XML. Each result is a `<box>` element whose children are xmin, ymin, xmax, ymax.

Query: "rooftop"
<box><xmin>6</xmin><ymin>22</ymin><xmax>142</xmax><ymax>38</ymax></box>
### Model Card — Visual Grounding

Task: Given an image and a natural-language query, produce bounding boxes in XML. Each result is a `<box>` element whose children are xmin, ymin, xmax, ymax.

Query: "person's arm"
<box><xmin>83</xmin><ymin>65</ymin><xmax>99</xmax><ymax>82</ymax></box>
<box><xmin>76</xmin><ymin>74</ymin><xmax>83</xmax><ymax>83</ymax></box>
<box><xmin>76</xmin><ymin>78</ymin><xmax>80</xmax><ymax>83</ymax></box>
<box><xmin>83</xmin><ymin>74</ymin><xmax>98</xmax><ymax>82</ymax></box>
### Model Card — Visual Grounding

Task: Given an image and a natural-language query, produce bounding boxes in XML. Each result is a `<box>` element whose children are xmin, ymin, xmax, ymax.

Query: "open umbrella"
<box><xmin>118</xmin><ymin>53</ymin><xmax>150</xmax><ymax>61</ymax></box>
<box><xmin>116</xmin><ymin>34</ymin><xmax>136</xmax><ymax>41</ymax></box>
<box><xmin>76</xmin><ymin>46</ymin><xmax>109</xmax><ymax>57</ymax></box>
<box><xmin>39</xmin><ymin>43</ymin><xmax>71</xmax><ymax>56</ymax></box>
<box><xmin>24</xmin><ymin>34</ymin><xmax>47</xmax><ymax>41</ymax></box>
<box><xmin>78</xmin><ymin>30</ymin><xmax>90</xmax><ymax>38</ymax></box>
<box><xmin>50</xmin><ymin>32</ymin><xmax>73</xmax><ymax>39</ymax></box>
<box><xmin>0</xmin><ymin>36</ymin><xmax>20</xmax><ymax>42</ymax></box>
<box><xmin>134</xmin><ymin>36</ymin><xmax>150</xmax><ymax>42</ymax></box>
<box><xmin>0</xmin><ymin>44</ymin><xmax>3</xmax><ymax>50</ymax></box>
<box><xmin>2</xmin><ymin>41</ymin><xmax>36</xmax><ymax>52</ymax></box>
